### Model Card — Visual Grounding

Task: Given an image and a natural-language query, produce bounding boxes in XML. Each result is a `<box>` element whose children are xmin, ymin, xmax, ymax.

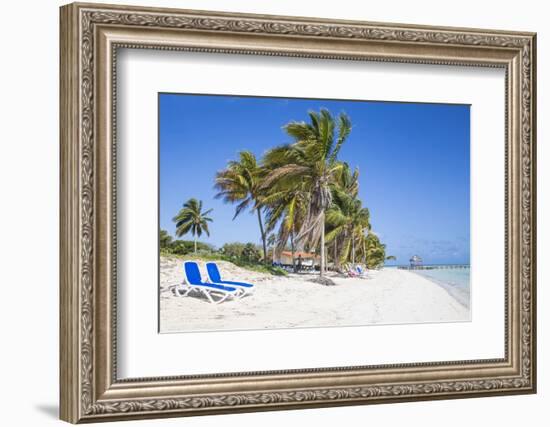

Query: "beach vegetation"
<box><xmin>167</xmin><ymin>240</ymin><xmax>214</xmax><ymax>256</ymax></box>
<box><xmin>163</xmin><ymin>250</ymin><xmax>287</xmax><ymax>276</ymax></box>
<box><xmin>358</xmin><ymin>233</ymin><xmax>387</xmax><ymax>269</ymax></box>
<box><xmin>262</xmin><ymin>182</ymin><xmax>308</xmax><ymax>273</ymax></box>
<box><xmin>326</xmin><ymin>199</ymin><xmax>371</xmax><ymax>265</ymax></box>
<box><xmin>160</xmin><ymin>231</ymin><xmax>214</xmax><ymax>255</ymax></box>
<box><xmin>159</xmin><ymin>229</ymin><xmax>173</xmax><ymax>249</ymax></box>
<box><xmin>214</xmin><ymin>151</ymin><xmax>269</xmax><ymax>265</ymax></box>
<box><xmin>219</xmin><ymin>242</ymin><xmax>247</xmax><ymax>259</ymax></box>
<box><xmin>168</xmin><ymin>109</ymin><xmax>390</xmax><ymax>276</ymax></box>
<box><xmin>219</xmin><ymin>242</ymin><xmax>262</xmax><ymax>263</ymax></box>
<box><xmin>262</xmin><ymin>109</ymin><xmax>352</xmax><ymax>277</ymax></box>
<box><xmin>241</xmin><ymin>242</ymin><xmax>262</xmax><ymax>263</ymax></box>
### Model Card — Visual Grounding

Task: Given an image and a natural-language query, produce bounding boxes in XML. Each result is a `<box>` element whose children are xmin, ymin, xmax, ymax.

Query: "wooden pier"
<box><xmin>397</xmin><ymin>264</ymin><xmax>469</xmax><ymax>270</ymax></box>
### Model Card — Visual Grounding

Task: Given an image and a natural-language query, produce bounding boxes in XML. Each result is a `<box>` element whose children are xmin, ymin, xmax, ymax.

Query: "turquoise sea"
<box><xmin>412</xmin><ymin>266</ymin><xmax>471</xmax><ymax>309</ymax></box>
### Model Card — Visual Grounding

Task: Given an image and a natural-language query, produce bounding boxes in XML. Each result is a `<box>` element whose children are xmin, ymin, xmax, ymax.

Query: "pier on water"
<box><xmin>397</xmin><ymin>264</ymin><xmax>470</xmax><ymax>270</ymax></box>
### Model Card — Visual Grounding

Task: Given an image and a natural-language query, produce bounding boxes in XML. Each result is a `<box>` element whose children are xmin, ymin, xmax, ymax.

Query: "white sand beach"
<box><xmin>159</xmin><ymin>257</ymin><xmax>469</xmax><ymax>333</ymax></box>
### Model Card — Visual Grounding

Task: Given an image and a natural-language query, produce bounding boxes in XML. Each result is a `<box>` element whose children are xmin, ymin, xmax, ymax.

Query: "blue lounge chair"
<box><xmin>174</xmin><ymin>261</ymin><xmax>240</xmax><ymax>304</ymax></box>
<box><xmin>206</xmin><ymin>262</ymin><xmax>255</xmax><ymax>294</ymax></box>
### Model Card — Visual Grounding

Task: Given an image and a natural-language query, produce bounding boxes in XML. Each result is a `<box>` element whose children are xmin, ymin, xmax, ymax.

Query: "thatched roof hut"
<box><xmin>275</xmin><ymin>251</ymin><xmax>320</xmax><ymax>267</ymax></box>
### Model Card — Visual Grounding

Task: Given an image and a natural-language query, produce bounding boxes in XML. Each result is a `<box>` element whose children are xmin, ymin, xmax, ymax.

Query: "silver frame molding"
<box><xmin>60</xmin><ymin>2</ymin><xmax>537</xmax><ymax>423</ymax></box>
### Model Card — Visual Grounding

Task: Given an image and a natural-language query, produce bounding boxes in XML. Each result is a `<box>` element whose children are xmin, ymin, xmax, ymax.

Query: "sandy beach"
<box><xmin>159</xmin><ymin>257</ymin><xmax>470</xmax><ymax>333</ymax></box>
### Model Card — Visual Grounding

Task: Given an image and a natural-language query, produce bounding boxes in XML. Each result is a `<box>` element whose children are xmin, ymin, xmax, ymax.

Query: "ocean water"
<box><xmin>413</xmin><ymin>267</ymin><xmax>471</xmax><ymax>309</ymax></box>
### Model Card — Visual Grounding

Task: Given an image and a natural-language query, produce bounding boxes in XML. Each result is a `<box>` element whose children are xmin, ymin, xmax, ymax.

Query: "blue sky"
<box><xmin>159</xmin><ymin>93</ymin><xmax>470</xmax><ymax>265</ymax></box>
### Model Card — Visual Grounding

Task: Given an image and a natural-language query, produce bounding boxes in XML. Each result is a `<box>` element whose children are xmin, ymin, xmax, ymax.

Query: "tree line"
<box><xmin>170</xmin><ymin>109</ymin><xmax>393</xmax><ymax>275</ymax></box>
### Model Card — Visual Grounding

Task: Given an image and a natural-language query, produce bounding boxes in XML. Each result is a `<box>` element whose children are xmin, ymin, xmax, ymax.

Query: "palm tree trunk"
<box><xmin>290</xmin><ymin>231</ymin><xmax>296</xmax><ymax>273</ymax></box>
<box><xmin>352</xmin><ymin>235</ymin><xmax>355</xmax><ymax>264</ymax></box>
<box><xmin>256</xmin><ymin>208</ymin><xmax>268</xmax><ymax>265</ymax></box>
<box><xmin>194</xmin><ymin>235</ymin><xmax>197</xmax><ymax>253</ymax></box>
<box><xmin>320</xmin><ymin>213</ymin><xmax>325</xmax><ymax>277</ymax></box>
<box><xmin>334</xmin><ymin>240</ymin><xmax>338</xmax><ymax>270</ymax></box>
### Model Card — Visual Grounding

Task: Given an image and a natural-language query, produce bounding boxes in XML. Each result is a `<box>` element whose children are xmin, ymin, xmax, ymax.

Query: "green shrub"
<box><xmin>165</xmin><ymin>239</ymin><xmax>214</xmax><ymax>255</ymax></box>
<box><xmin>241</xmin><ymin>243</ymin><xmax>261</xmax><ymax>262</ymax></box>
<box><xmin>220</xmin><ymin>242</ymin><xmax>246</xmax><ymax>259</ymax></box>
<box><xmin>160</xmin><ymin>251</ymin><xmax>287</xmax><ymax>276</ymax></box>
<box><xmin>159</xmin><ymin>229</ymin><xmax>173</xmax><ymax>249</ymax></box>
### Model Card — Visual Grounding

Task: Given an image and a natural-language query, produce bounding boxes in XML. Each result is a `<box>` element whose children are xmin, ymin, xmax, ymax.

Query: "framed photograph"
<box><xmin>60</xmin><ymin>2</ymin><xmax>537</xmax><ymax>423</ymax></box>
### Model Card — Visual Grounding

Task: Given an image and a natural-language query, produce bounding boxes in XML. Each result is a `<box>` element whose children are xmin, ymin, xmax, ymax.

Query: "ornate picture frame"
<box><xmin>60</xmin><ymin>2</ymin><xmax>536</xmax><ymax>423</ymax></box>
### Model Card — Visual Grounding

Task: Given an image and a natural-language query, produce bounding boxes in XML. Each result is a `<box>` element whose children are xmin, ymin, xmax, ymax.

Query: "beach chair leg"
<box><xmin>174</xmin><ymin>285</ymin><xmax>192</xmax><ymax>297</ymax></box>
<box><xmin>201</xmin><ymin>289</ymin><xmax>217</xmax><ymax>304</ymax></box>
<box><xmin>235</xmin><ymin>288</ymin><xmax>248</xmax><ymax>299</ymax></box>
<box><xmin>214</xmin><ymin>292</ymin><xmax>233</xmax><ymax>304</ymax></box>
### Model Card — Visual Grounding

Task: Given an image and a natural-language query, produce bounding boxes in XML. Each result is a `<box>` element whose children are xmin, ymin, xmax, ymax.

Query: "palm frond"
<box><xmin>284</xmin><ymin>122</ymin><xmax>315</xmax><ymax>141</ymax></box>
<box><xmin>261</xmin><ymin>164</ymin><xmax>310</xmax><ymax>188</ymax></box>
<box><xmin>232</xmin><ymin>198</ymin><xmax>252</xmax><ymax>220</ymax></box>
<box><xmin>329</xmin><ymin>112</ymin><xmax>352</xmax><ymax>163</ymax></box>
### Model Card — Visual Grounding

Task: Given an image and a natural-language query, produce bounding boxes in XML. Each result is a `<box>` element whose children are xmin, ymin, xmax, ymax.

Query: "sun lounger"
<box><xmin>342</xmin><ymin>263</ymin><xmax>359</xmax><ymax>277</ymax></box>
<box><xmin>174</xmin><ymin>261</ymin><xmax>240</xmax><ymax>304</ymax></box>
<box><xmin>206</xmin><ymin>262</ymin><xmax>255</xmax><ymax>294</ymax></box>
<box><xmin>355</xmin><ymin>265</ymin><xmax>370</xmax><ymax>278</ymax></box>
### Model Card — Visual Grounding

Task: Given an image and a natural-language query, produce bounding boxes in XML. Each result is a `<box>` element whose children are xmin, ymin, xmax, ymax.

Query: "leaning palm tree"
<box><xmin>349</xmin><ymin>209</ymin><xmax>371</xmax><ymax>264</ymax></box>
<box><xmin>214</xmin><ymin>151</ymin><xmax>269</xmax><ymax>264</ymax></box>
<box><xmin>267</xmin><ymin>233</ymin><xmax>277</xmax><ymax>264</ymax></box>
<box><xmin>325</xmin><ymin>162</ymin><xmax>361</xmax><ymax>268</ymax></box>
<box><xmin>263</xmin><ymin>109</ymin><xmax>352</xmax><ymax>276</ymax></box>
<box><xmin>263</xmin><ymin>186</ymin><xmax>308</xmax><ymax>272</ymax></box>
<box><xmin>326</xmin><ymin>192</ymin><xmax>370</xmax><ymax>265</ymax></box>
<box><xmin>334</xmin><ymin>162</ymin><xmax>360</xmax><ymax>199</ymax></box>
<box><xmin>172</xmin><ymin>198</ymin><xmax>213</xmax><ymax>253</ymax></box>
<box><xmin>357</xmin><ymin>232</ymin><xmax>387</xmax><ymax>269</ymax></box>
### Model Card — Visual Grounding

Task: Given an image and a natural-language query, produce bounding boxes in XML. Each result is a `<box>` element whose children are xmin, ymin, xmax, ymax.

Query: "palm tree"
<box><xmin>325</xmin><ymin>162</ymin><xmax>361</xmax><ymax>268</ymax></box>
<box><xmin>263</xmin><ymin>109</ymin><xmax>352</xmax><ymax>276</ymax></box>
<box><xmin>334</xmin><ymin>162</ymin><xmax>360</xmax><ymax>199</ymax></box>
<box><xmin>263</xmin><ymin>187</ymin><xmax>308</xmax><ymax>272</ymax></box>
<box><xmin>325</xmin><ymin>192</ymin><xmax>370</xmax><ymax>266</ymax></box>
<box><xmin>214</xmin><ymin>151</ymin><xmax>269</xmax><ymax>264</ymax></box>
<box><xmin>172</xmin><ymin>198</ymin><xmax>213</xmax><ymax>253</ymax></box>
<box><xmin>357</xmin><ymin>232</ymin><xmax>387</xmax><ymax>269</ymax></box>
<box><xmin>267</xmin><ymin>233</ymin><xmax>277</xmax><ymax>264</ymax></box>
